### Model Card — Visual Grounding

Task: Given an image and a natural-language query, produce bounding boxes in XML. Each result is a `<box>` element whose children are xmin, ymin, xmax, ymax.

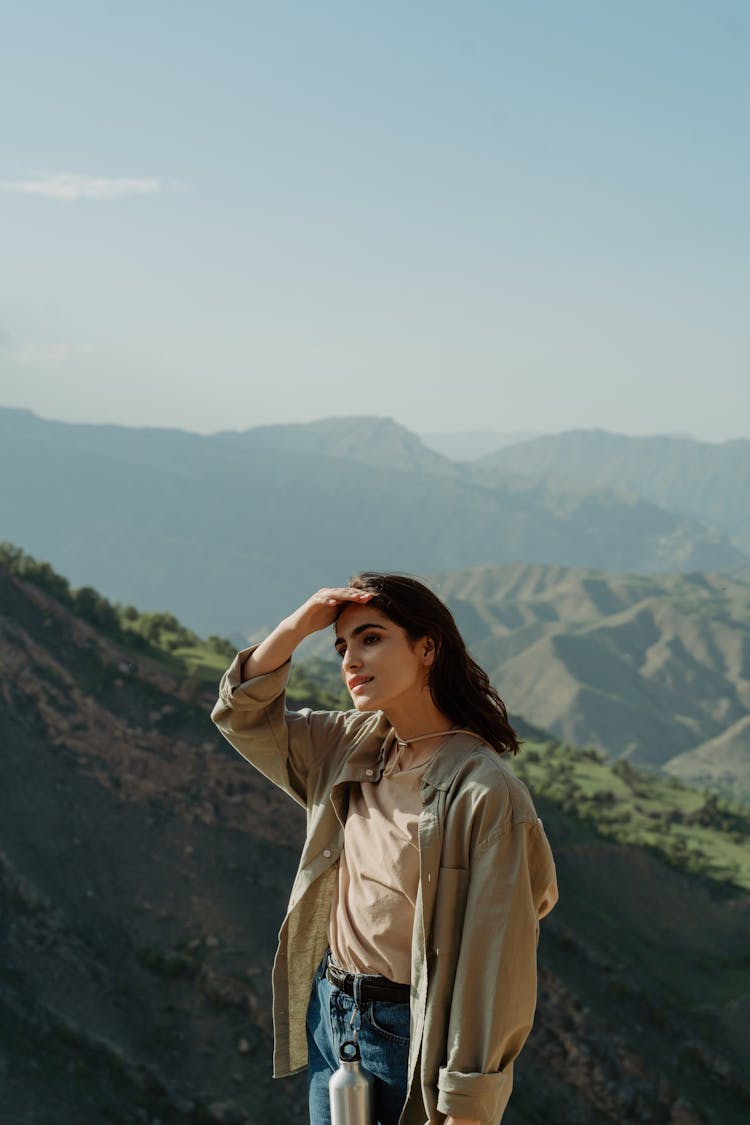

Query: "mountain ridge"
<box><xmin>478</xmin><ymin>428</ymin><xmax>750</xmax><ymax>552</ymax></box>
<box><xmin>212</xmin><ymin>414</ymin><xmax>456</xmax><ymax>474</ymax></box>
<box><xmin>1</xmin><ymin>407</ymin><xmax>745</xmax><ymax>641</ymax></box>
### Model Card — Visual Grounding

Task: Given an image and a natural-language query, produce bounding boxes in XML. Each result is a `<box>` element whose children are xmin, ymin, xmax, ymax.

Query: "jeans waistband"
<box><xmin>326</xmin><ymin>961</ymin><xmax>411</xmax><ymax>1005</ymax></box>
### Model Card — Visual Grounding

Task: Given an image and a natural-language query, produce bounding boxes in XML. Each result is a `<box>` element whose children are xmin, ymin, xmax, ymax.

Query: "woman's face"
<box><xmin>334</xmin><ymin>602</ymin><xmax>434</xmax><ymax>714</ymax></box>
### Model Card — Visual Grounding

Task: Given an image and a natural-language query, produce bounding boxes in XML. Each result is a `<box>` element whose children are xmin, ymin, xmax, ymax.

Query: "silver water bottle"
<box><xmin>329</xmin><ymin>1039</ymin><xmax>375</xmax><ymax>1125</ymax></box>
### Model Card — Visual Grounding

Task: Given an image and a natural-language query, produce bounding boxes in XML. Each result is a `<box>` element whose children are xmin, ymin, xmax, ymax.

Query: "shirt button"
<box><xmin>323</xmin><ymin>849</ymin><xmax>332</xmax><ymax>858</ymax></box>
<box><xmin>364</xmin><ymin>768</ymin><xmax>374</xmax><ymax>776</ymax></box>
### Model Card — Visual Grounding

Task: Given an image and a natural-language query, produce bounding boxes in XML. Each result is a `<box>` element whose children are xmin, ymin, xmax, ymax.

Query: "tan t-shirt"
<box><xmin>328</xmin><ymin>742</ymin><xmax>432</xmax><ymax>984</ymax></box>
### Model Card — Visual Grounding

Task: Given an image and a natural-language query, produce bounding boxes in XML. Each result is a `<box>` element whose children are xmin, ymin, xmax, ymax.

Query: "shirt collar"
<box><xmin>422</xmin><ymin>731</ymin><xmax>486</xmax><ymax>791</ymax></box>
<box><xmin>333</xmin><ymin>715</ymin><xmax>486</xmax><ymax>790</ymax></box>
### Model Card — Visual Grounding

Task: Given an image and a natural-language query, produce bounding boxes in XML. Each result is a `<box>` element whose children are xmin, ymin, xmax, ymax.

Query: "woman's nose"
<box><xmin>342</xmin><ymin>648</ymin><xmax>360</xmax><ymax>672</ymax></box>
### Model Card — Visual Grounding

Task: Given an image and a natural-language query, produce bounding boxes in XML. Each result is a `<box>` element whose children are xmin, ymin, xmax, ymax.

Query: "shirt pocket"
<box><xmin>431</xmin><ymin>867</ymin><xmax>469</xmax><ymax>957</ymax></box>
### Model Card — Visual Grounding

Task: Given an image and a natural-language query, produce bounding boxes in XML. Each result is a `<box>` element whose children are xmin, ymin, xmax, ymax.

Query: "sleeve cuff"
<box><xmin>437</xmin><ymin>1066</ymin><xmax>513</xmax><ymax>1122</ymax></box>
<box><xmin>218</xmin><ymin>644</ymin><xmax>291</xmax><ymax>708</ymax></box>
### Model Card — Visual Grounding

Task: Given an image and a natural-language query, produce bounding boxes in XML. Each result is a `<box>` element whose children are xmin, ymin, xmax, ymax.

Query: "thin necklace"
<box><xmin>394</xmin><ymin>727</ymin><xmax>478</xmax><ymax>749</ymax></box>
<box><xmin>385</xmin><ymin>727</ymin><xmax>478</xmax><ymax>775</ymax></box>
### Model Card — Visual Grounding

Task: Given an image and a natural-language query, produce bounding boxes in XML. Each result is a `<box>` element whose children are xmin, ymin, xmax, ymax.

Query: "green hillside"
<box><xmin>510</xmin><ymin>740</ymin><xmax>750</xmax><ymax>893</ymax></box>
<box><xmin>0</xmin><ymin>541</ymin><xmax>348</xmax><ymax>710</ymax></box>
<box><xmin>2</xmin><ymin>552</ymin><xmax>749</xmax><ymax>1123</ymax></box>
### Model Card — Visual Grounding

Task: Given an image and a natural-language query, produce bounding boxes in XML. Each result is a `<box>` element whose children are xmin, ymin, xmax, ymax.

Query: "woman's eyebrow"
<box><xmin>334</xmin><ymin>622</ymin><xmax>387</xmax><ymax>646</ymax></box>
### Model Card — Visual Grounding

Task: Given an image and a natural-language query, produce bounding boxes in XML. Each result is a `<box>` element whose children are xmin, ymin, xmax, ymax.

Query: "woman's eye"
<box><xmin>335</xmin><ymin>648</ymin><xmax>345</xmax><ymax>660</ymax></box>
<box><xmin>363</xmin><ymin>633</ymin><xmax>380</xmax><ymax>646</ymax></box>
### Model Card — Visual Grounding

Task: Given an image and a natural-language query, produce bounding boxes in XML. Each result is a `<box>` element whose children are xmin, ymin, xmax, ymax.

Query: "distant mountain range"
<box><xmin>1</xmin><ymin>408</ymin><xmax>747</xmax><ymax>641</ymax></box>
<box><xmin>2</xmin><ymin>559</ymin><xmax>749</xmax><ymax>1124</ymax></box>
<box><xmin>479</xmin><ymin>428</ymin><xmax>750</xmax><ymax>553</ymax></box>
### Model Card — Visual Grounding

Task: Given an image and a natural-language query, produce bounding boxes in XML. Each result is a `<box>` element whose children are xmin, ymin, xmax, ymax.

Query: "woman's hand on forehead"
<box><xmin>321</xmin><ymin>587</ymin><xmax>374</xmax><ymax>607</ymax></box>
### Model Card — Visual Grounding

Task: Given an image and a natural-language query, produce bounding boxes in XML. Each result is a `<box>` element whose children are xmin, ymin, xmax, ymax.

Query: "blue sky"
<box><xmin>1</xmin><ymin>0</ymin><xmax>748</xmax><ymax>440</ymax></box>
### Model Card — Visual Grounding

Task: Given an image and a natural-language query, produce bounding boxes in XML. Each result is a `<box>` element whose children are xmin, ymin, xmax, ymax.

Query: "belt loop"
<box><xmin>352</xmin><ymin>974</ymin><xmax>364</xmax><ymax>1010</ymax></box>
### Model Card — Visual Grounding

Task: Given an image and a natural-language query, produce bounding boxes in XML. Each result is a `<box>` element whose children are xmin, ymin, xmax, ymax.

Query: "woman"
<box><xmin>211</xmin><ymin>573</ymin><xmax>558</xmax><ymax>1125</ymax></box>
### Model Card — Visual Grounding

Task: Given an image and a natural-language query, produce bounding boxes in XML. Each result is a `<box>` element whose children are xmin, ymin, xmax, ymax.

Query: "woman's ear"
<box><xmin>422</xmin><ymin>636</ymin><xmax>437</xmax><ymax>667</ymax></box>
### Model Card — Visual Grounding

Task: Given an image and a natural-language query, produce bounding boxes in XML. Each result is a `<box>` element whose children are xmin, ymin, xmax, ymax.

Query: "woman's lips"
<box><xmin>348</xmin><ymin>676</ymin><xmax>374</xmax><ymax>691</ymax></box>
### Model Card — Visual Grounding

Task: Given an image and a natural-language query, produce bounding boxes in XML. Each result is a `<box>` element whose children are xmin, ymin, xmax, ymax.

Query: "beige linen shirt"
<box><xmin>211</xmin><ymin>647</ymin><xmax>559</xmax><ymax>1125</ymax></box>
<box><xmin>329</xmin><ymin>742</ymin><xmax>427</xmax><ymax>984</ymax></box>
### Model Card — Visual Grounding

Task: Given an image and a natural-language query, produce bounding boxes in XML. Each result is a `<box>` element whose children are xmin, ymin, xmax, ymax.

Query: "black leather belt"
<box><xmin>326</xmin><ymin>962</ymin><xmax>411</xmax><ymax>1004</ymax></box>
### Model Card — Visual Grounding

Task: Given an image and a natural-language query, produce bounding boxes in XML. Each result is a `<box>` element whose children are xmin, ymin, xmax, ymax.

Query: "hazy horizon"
<box><xmin>3</xmin><ymin>402</ymin><xmax>747</xmax><ymax>448</ymax></box>
<box><xmin>2</xmin><ymin>1</ymin><xmax>748</xmax><ymax>442</ymax></box>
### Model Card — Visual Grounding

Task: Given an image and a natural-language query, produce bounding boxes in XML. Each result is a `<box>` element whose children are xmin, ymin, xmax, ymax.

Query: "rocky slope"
<box><xmin>1</xmin><ymin>565</ymin><xmax>749</xmax><ymax>1123</ymax></box>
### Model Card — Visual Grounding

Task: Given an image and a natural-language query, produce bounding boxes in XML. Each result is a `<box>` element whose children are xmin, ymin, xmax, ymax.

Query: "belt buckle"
<box><xmin>326</xmin><ymin>962</ymin><xmax>349</xmax><ymax>991</ymax></box>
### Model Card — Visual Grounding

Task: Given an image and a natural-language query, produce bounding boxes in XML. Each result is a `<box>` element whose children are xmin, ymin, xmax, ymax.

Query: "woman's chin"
<box><xmin>349</xmin><ymin>693</ymin><xmax>379</xmax><ymax>712</ymax></box>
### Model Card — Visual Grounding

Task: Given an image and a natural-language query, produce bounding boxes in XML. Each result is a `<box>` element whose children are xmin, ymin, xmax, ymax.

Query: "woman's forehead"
<box><xmin>335</xmin><ymin>602</ymin><xmax>392</xmax><ymax>637</ymax></box>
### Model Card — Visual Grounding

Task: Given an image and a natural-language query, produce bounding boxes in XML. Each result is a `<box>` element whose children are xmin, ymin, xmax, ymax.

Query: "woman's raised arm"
<box><xmin>241</xmin><ymin>587</ymin><xmax>373</xmax><ymax>680</ymax></box>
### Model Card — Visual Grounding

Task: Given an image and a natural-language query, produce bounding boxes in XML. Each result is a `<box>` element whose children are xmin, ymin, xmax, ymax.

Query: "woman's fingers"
<box><xmin>318</xmin><ymin>587</ymin><xmax>374</xmax><ymax>606</ymax></box>
<box><xmin>288</xmin><ymin>588</ymin><xmax>375</xmax><ymax>639</ymax></box>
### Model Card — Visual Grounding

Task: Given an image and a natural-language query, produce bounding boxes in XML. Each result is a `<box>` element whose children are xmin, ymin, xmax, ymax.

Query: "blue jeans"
<box><xmin>306</xmin><ymin>952</ymin><xmax>411</xmax><ymax>1125</ymax></box>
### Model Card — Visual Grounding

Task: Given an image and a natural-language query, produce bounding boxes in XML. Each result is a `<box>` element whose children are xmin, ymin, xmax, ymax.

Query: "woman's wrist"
<box><xmin>282</xmin><ymin>608</ymin><xmax>315</xmax><ymax>643</ymax></box>
<box><xmin>240</xmin><ymin>618</ymin><xmax>306</xmax><ymax>680</ymax></box>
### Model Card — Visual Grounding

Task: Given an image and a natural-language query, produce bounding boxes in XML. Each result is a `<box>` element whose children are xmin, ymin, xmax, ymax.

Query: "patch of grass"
<box><xmin>0</xmin><ymin>542</ymin><xmax>238</xmax><ymax>691</ymax></box>
<box><xmin>288</xmin><ymin>658</ymin><xmax>350</xmax><ymax>710</ymax></box>
<box><xmin>513</xmin><ymin>741</ymin><xmax>750</xmax><ymax>892</ymax></box>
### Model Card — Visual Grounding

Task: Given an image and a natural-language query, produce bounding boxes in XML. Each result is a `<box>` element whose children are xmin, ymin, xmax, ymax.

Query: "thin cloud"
<box><xmin>0</xmin><ymin>172</ymin><xmax>172</xmax><ymax>202</ymax></box>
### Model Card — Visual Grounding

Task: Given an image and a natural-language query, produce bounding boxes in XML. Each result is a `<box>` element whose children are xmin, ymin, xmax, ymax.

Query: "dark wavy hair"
<box><xmin>343</xmin><ymin>572</ymin><xmax>520</xmax><ymax>755</ymax></box>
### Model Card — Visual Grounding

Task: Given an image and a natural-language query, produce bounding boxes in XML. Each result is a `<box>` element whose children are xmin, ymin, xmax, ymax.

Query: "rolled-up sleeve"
<box><xmin>437</xmin><ymin>817</ymin><xmax>558</xmax><ymax>1123</ymax></box>
<box><xmin>437</xmin><ymin>1066</ymin><xmax>512</xmax><ymax>1122</ymax></box>
<box><xmin>210</xmin><ymin>645</ymin><xmax>326</xmax><ymax>806</ymax></box>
